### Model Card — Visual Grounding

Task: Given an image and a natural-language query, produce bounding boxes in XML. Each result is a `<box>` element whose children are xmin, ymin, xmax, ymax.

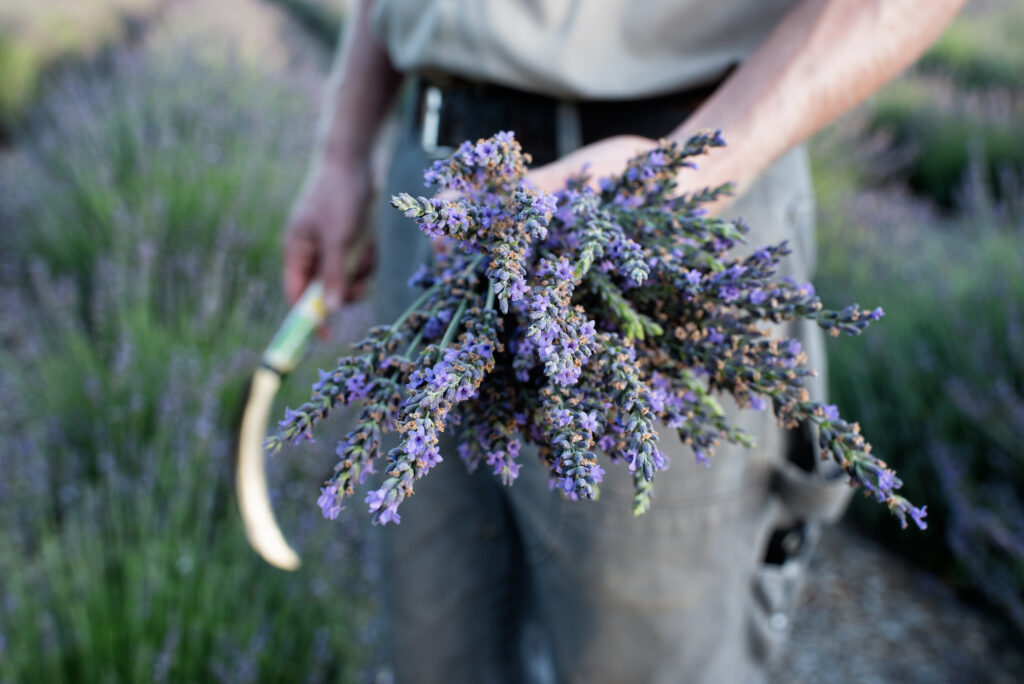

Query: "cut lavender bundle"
<box><xmin>268</xmin><ymin>132</ymin><xmax>926</xmax><ymax>531</ymax></box>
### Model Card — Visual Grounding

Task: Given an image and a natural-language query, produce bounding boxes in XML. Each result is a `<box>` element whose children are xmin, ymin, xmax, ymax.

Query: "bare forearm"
<box><xmin>316</xmin><ymin>0</ymin><xmax>403</xmax><ymax>166</ymax></box>
<box><xmin>532</xmin><ymin>0</ymin><xmax>965</xmax><ymax>199</ymax></box>
<box><xmin>673</xmin><ymin>0</ymin><xmax>966</xmax><ymax>196</ymax></box>
<box><xmin>283</xmin><ymin>0</ymin><xmax>402</xmax><ymax>308</ymax></box>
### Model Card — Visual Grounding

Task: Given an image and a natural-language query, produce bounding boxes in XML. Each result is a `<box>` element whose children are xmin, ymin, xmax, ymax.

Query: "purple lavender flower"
<box><xmin>554</xmin><ymin>367</ymin><xmax>579</xmax><ymax>385</ymax></box>
<box><xmin>378</xmin><ymin>504</ymin><xmax>402</xmax><ymax>525</ymax></box>
<box><xmin>578</xmin><ymin>410</ymin><xmax>600</xmax><ymax>433</ymax></box>
<box><xmin>278</xmin><ymin>406</ymin><xmax>301</xmax><ymax>431</ymax></box>
<box><xmin>422</xmin><ymin>445</ymin><xmax>443</xmax><ymax>469</ymax></box>
<box><xmin>909</xmin><ymin>505</ymin><xmax>928</xmax><ymax>530</ymax></box>
<box><xmin>446</xmin><ymin>206</ymin><xmax>468</xmax><ymax>228</ymax></box>
<box><xmin>432</xmin><ymin>362</ymin><xmax>451</xmax><ymax>388</ymax></box>
<box><xmin>876</xmin><ymin>468</ymin><xmax>898</xmax><ymax>494</ymax></box>
<box><xmin>475</xmin><ymin>140</ymin><xmax>497</xmax><ymax>161</ymax></box>
<box><xmin>317</xmin><ymin>485</ymin><xmax>342</xmax><ymax>520</ymax></box>
<box><xmin>312</xmin><ymin>368</ymin><xmax>332</xmax><ymax>393</ymax></box>
<box><xmin>508</xmin><ymin>279</ymin><xmax>528</xmax><ymax>301</ymax></box>
<box><xmin>365</xmin><ymin>487</ymin><xmax>386</xmax><ymax>513</ymax></box>
<box><xmin>346</xmin><ymin>373</ymin><xmax>369</xmax><ymax>401</ymax></box>
<box><xmin>719</xmin><ymin>285</ymin><xmax>740</xmax><ymax>302</ymax></box>
<box><xmin>405</xmin><ymin>428</ymin><xmax>429</xmax><ymax>457</ymax></box>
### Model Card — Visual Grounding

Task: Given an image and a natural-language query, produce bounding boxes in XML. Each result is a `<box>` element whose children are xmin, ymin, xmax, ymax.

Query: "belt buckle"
<box><xmin>421</xmin><ymin>86</ymin><xmax>455</xmax><ymax>160</ymax></box>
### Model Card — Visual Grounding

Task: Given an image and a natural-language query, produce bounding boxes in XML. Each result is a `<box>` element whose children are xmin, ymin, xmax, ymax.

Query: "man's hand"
<box><xmin>281</xmin><ymin>0</ymin><xmax>401</xmax><ymax>310</ymax></box>
<box><xmin>283</xmin><ymin>158</ymin><xmax>376</xmax><ymax>310</ymax></box>
<box><xmin>527</xmin><ymin>133</ymin><xmax>739</xmax><ymax>216</ymax></box>
<box><xmin>527</xmin><ymin>135</ymin><xmax>654</xmax><ymax>195</ymax></box>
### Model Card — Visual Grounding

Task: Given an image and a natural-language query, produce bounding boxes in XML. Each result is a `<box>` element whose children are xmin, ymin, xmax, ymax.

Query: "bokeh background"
<box><xmin>0</xmin><ymin>1</ymin><xmax>1021</xmax><ymax>682</ymax></box>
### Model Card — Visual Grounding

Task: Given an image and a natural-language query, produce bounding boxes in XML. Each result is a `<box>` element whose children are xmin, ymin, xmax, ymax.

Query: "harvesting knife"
<box><xmin>236</xmin><ymin>282</ymin><xmax>325</xmax><ymax>571</ymax></box>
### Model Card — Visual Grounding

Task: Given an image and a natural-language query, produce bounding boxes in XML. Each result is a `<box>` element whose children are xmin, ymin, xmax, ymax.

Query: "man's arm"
<box><xmin>283</xmin><ymin>0</ymin><xmax>403</xmax><ymax>309</ymax></box>
<box><xmin>530</xmin><ymin>0</ymin><xmax>967</xmax><ymax>204</ymax></box>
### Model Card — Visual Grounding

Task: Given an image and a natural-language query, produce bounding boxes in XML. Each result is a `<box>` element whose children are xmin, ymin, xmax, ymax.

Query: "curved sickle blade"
<box><xmin>236</xmin><ymin>367</ymin><xmax>301</xmax><ymax>570</ymax></box>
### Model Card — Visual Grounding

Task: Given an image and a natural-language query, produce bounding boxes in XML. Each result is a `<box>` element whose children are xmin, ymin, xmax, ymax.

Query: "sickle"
<box><xmin>236</xmin><ymin>282</ymin><xmax>325</xmax><ymax>571</ymax></box>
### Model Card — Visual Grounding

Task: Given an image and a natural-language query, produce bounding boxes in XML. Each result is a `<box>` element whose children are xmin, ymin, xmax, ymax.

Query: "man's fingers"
<box><xmin>283</xmin><ymin>226</ymin><xmax>317</xmax><ymax>306</ymax></box>
<box><xmin>346</xmin><ymin>241</ymin><xmax>377</xmax><ymax>301</ymax></box>
<box><xmin>320</xmin><ymin>236</ymin><xmax>349</xmax><ymax>312</ymax></box>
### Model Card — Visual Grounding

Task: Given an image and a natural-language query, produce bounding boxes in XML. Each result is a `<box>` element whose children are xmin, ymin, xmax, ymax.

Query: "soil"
<box><xmin>768</xmin><ymin>523</ymin><xmax>1024</xmax><ymax>684</ymax></box>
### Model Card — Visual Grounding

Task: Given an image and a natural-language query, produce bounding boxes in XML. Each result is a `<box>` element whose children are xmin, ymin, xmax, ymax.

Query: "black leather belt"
<box><xmin>413</xmin><ymin>73</ymin><xmax>729</xmax><ymax>166</ymax></box>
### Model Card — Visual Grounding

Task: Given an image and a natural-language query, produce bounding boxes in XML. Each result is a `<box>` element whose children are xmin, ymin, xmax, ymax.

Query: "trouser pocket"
<box><xmin>747</xmin><ymin>421</ymin><xmax>854</xmax><ymax>667</ymax></box>
<box><xmin>748</xmin><ymin>520</ymin><xmax>819</xmax><ymax>665</ymax></box>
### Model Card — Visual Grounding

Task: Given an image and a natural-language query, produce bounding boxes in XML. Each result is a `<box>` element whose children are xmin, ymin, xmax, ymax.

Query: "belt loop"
<box><xmin>555</xmin><ymin>100</ymin><xmax>582</xmax><ymax>158</ymax></box>
<box><xmin>421</xmin><ymin>85</ymin><xmax>455</xmax><ymax>159</ymax></box>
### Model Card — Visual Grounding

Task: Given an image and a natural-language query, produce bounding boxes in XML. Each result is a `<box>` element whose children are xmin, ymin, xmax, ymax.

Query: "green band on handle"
<box><xmin>262</xmin><ymin>281</ymin><xmax>326</xmax><ymax>374</ymax></box>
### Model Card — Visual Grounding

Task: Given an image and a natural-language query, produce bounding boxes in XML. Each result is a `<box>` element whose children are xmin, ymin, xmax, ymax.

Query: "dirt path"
<box><xmin>769</xmin><ymin>523</ymin><xmax>1024</xmax><ymax>684</ymax></box>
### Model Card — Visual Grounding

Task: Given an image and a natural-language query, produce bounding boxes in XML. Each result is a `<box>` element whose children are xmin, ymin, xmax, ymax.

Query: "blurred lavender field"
<box><xmin>809</xmin><ymin>0</ymin><xmax>1024</xmax><ymax>633</ymax></box>
<box><xmin>0</xmin><ymin>0</ymin><xmax>1021</xmax><ymax>682</ymax></box>
<box><xmin>0</xmin><ymin>1</ymin><xmax>376</xmax><ymax>682</ymax></box>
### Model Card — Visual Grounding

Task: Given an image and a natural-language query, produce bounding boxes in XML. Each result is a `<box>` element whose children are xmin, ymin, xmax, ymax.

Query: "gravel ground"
<box><xmin>768</xmin><ymin>523</ymin><xmax>1024</xmax><ymax>684</ymax></box>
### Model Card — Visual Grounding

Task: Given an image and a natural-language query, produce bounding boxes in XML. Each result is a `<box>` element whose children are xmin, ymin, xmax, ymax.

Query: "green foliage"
<box><xmin>869</xmin><ymin>86</ymin><xmax>1024</xmax><ymax>208</ymax></box>
<box><xmin>0</xmin><ymin>29</ymin><xmax>40</xmax><ymax>130</ymax></box>
<box><xmin>0</xmin><ymin>51</ymin><xmax>373</xmax><ymax>682</ymax></box>
<box><xmin>0</xmin><ymin>0</ymin><xmax>163</xmax><ymax>132</ymax></box>
<box><xmin>920</xmin><ymin>13</ymin><xmax>1024</xmax><ymax>91</ymax></box>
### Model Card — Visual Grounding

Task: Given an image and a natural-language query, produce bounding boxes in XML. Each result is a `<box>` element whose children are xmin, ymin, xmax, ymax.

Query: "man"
<box><xmin>283</xmin><ymin>2</ymin><xmax>964</xmax><ymax>682</ymax></box>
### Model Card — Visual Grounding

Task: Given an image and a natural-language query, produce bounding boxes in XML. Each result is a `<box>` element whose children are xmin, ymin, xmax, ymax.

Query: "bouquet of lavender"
<box><xmin>269</xmin><ymin>131</ymin><xmax>926</xmax><ymax>531</ymax></box>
